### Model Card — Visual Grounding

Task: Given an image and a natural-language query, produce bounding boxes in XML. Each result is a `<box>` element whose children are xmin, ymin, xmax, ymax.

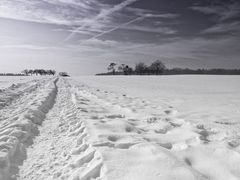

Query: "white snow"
<box><xmin>0</xmin><ymin>75</ymin><xmax>240</xmax><ymax>180</ymax></box>
<box><xmin>0</xmin><ymin>77</ymin><xmax>57</xmax><ymax>180</ymax></box>
<box><xmin>0</xmin><ymin>76</ymin><xmax>42</xmax><ymax>89</ymax></box>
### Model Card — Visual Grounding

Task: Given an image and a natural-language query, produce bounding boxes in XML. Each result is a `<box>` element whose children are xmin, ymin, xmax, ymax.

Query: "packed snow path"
<box><xmin>18</xmin><ymin>78</ymin><xmax>104</xmax><ymax>180</ymax></box>
<box><xmin>0</xmin><ymin>77</ymin><xmax>58</xmax><ymax>179</ymax></box>
<box><xmin>0</xmin><ymin>77</ymin><xmax>240</xmax><ymax>180</ymax></box>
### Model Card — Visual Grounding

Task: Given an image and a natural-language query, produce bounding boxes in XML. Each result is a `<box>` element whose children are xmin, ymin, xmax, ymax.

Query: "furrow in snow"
<box><xmin>0</xmin><ymin>78</ymin><xmax>58</xmax><ymax>180</ymax></box>
<box><xmin>0</xmin><ymin>77</ymin><xmax>51</xmax><ymax>109</ymax></box>
<box><xmin>18</xmin><ymin>78</ymin><xmax>105</xmax><ymax>180</ymax></box>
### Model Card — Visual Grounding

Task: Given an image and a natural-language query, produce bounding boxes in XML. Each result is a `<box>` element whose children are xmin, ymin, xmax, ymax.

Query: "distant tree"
<box><xmin>20</xmin><ymin>69</ymin><xmax>57</xmax><ymax>76</ymax></box>
<box><xmin>33</xmin><ymin>69</ymin><xmax>40</xmax><ymax>75</ymax></box>
<box><xmin>196</xmin><ymin>69</ymin><xmax>204</xmax><ymax>74</ymax></box>
<box><xmin>22</xmin><ymin>69</ymin><xmax>56</xmax><ymax>76</ymax></box>
<box><xmin>108</xmin><ymin>63</ymin><xmax>117</xmax><ymax>75</ymax></box>
<box><xmin>118</xmin><ymin>64</ymin><xmax>125</xmax><ymax>72</ymax></box>
<box><xmin>28</xmin><ymin>69</ymin><xmax>33</xmax><ymax>75</ymax></box>
<box><xmin>46</xmin><ymin>70</ymin><xmax>55</xmax><ymax>75</ymax></box>
<box><xmin>118</xmin><ymin>64</ymin><xmax>132</xmax><ymax>75</ymax></box>
<box><xmin>22</xmin><ymin>69</ymin><xmax>29</xmax><ymax>76</ymax></box>
<box><xmin>32</xmin><ymin>69</ymin><xmax>36</xmax><ymax>75</ymax></box>
<box><xmin>41</xmin><ymin>69</ymin><xmax>47</xmax><ymax>75</ymax></box>
<box><xmin>129</xmin><ymin>67</ymin><xmax>133</xmax><ymax>73</ymax></box>
<box><xmin>50</xmin><ymin>70</ymin><xmax>56</xmax><ymax>75</ymax></box>
<box><xmin>135</xmin><ymin>62</ymin><xmax>147</xmax><ymax>75</ymax></box>
<box><xmin>149</xmin><ymin>60</ymin><xmax>166</xmax><ymax>74</ymax></box>
<box><xmin>46</xmin><ymin>70</ymin><xmax>51</xmax><ymax>75</ymax></box>
<box><xmin>122</xmin><ymin>65</ymin><xmax>133</xmax><ymax>75</ymax></box>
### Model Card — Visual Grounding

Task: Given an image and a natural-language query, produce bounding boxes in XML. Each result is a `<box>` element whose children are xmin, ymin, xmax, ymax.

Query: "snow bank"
<box><xmin>0</xmin><ymin>78</ymin><xmax>58</xmax><ymax>180</ymax></box>
<box><xmin>18</xmin><ymin>79</ymin><xmax>105</xmax><ymax>180</ymax></box>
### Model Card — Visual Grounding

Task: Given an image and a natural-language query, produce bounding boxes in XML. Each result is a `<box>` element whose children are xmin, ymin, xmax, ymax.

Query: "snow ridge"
<box><xmin>18</xmin><ymin>78</ymin><xmax>105</xmax><ymax>180</ymax></box>
<box><xmin>0</xmin><ymin>79</ymin><xmax>44</xmax><ymax>109</ymax></box>
<box><xmin>0</xmin><ymin>78</ymin><xmax>58</xmax><ymax>180</ymax></box>
<box><xmin>70</xmin><ymin>91</ymin><xmax>105</xmax><ymax>180</ymax></box>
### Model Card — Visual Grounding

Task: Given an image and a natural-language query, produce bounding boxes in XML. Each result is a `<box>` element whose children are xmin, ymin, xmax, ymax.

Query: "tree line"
<box><xmin>96</xmin><ymin>60</ymin><xmax>240</xmax><ymax>75</ymax></box>
<box><xmin>164</xmin><ymin>68</ymin><xmax>240</xmax><ymax>75</ymax></box>
<box><xmin>106</xmin><ymin>60</ymin><xmax>166</xmax><ymax>75</ymax></box>
<box><xmin>0</xmin><ymin>73</ymin><xmax>26</xmax><ymax>76</ymax></box>
<box><xmin>22</xmin><ymin>69</ymin><xmax>56</xmax><ymax>76</ymax></box>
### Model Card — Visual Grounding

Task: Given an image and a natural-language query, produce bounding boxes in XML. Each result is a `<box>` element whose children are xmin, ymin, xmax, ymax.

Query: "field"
<box><xmin>0</xmin><ymin>75</ymin><xmax>240</xmax><ymax>180</ymax></box>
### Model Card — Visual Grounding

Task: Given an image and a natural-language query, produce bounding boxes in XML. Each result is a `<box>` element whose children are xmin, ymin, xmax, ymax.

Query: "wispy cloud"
<box><xmin>191</xmin><ymin>1</ymin><xmax>240</xmax><ymax>36</ymax></box>
<box><xmin>123</xmin><ymin>24</ymin><xmax>177</xmax><ymax>34</ymax></box>
<box><xmin>202</xmin><ymin>21</ymin><xmax>240</xmax><ymax>34</ymax></box>
<box><xmin>0</xmin><ymin>0</ymin><xmax>104</xmax><ymax>25</ymax></box>
<box><xmin>0</xmin><ymin>0</ymin><xmax>179</xmax><ymax>44</ymax></box>
<box><xmin>88</xmin><ymin>16</ymin><xmax>144</xmax><ymax>40</ymax></box>
<box><xmin>191</xmin><ymin>1</ymin><xmax>240</xmax><ymax>21</ymax></box>
<box><xmin>0</xmin><ymin>44</ymin><xmax>64</xmax><ymax>51</ymax></box>
<box><xmin>86</xmin><ymin>12</ymin><xmax>178</xmax><ymax>41</ymax></box>
<box><xmin>64</xmin><ymin>0</ymin><xmax>139</xmax><ymax>41</ymax></box>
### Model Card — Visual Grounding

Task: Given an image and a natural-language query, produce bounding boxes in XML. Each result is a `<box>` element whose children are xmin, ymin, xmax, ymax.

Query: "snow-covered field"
<box><xmin>0</xmin><ymin>75</ymin><xmax>240</xmax><ymax>180</ymax></box>
<box><xmin>0</xmin><ymin>76</ymin><xmax>42</xmax><ymax>89</ymax></box>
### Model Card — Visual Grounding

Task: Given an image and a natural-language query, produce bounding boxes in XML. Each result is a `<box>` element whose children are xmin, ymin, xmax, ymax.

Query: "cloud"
<box><xmin>88</xmin><ymin>17</ymin><xmax>144</xmax><ymax>40</ymax></box>
<box><xmin>202</xmin><ymin>21</ymin><xmax>240</xmax><ymax>34</ymax></box>
<box><xmin>144</xmin><ymin>13</ymin><xmax>179</xmax><ymax>19</ymax></box>
<box><xmin>191</xmin><ymin>2</ymin><xmax>240</xmax><ymax>21</ymax></box>
<box><xmin>0</xmin><ymin>0</ymin><xmax>179</xmax><ymax>44</ymax></box>
<box><xmin>123</xmin><ymin>25</ymin><xmax>177</xmax><ymax>35</ymax></box>
<box><xmin>65</xmin><ymin>0</ymin><xmax>139</xmax><ymax>41</ymax></box>
<box><xmin>191</xmin><ymin>2</ymin><xmax>240</xmax><ymax>36</ymax></box>
<box><xmin>0</xmin><ymin>44</ymin><xmax>64</xmax><ymax>51</ymax></box>
<box><xmin>86</xmin><ymin>12</ymin><xmax>178</xmax><ymax>41</ymax></box>
<box><xmin>0</xmin><ymin>0</ymin><xmax>110</xmax><ymax>26</ymax></box>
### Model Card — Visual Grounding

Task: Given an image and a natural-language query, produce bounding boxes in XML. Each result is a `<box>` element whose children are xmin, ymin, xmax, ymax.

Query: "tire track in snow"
<box><xmin>0</xmin><ymin>77</ymin><xmax>56</xmax><ymax>127</ymax></box>
<box><xmin>18</xmin><ymin>78</ymin><xmax>105</xmax><ymax>180</ymax></box>
<box><xmin>70</xmin><ymin>90</ymin><xmax>105</xmax><ymax>180</ymax></box>
<box><xmin>0</xmin><ymin>77</ymin><xmax>51</xmax><ymax>109</ymax></box>
<box><xmin>0</xmin><ymin>77</ymin><xmax>58</xmax><ymax>180</ymax></box>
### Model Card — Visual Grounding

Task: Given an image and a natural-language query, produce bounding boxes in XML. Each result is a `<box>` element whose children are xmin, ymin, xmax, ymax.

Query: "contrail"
<box><xmin>87</xmin><ymin>13</ymin><xmax>172</xmax><ymax>40</ymax></box>
<box><xmin>64</xmin><ymin>0</ymin><xmax>138</xmax><ymax>41</ymax></box>
<box><xmin>88</xmin><ymin>16</ymin><xmax>144</xmax><ymax>40</ymax></box>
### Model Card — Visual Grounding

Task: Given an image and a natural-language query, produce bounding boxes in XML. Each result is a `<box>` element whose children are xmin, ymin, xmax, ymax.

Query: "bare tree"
<box><xmin>28</xmin><ymin>69</ymin><xmax>33</xmax><ymax>75</ymax></box>
<box><xmin>118</xmin><ymin>64</ymin><xmax>125</xmax><ymax>72</ymax></box>
<box><xmin>135</xmin><ymin>62</ymin><xmax>147</xmax><ymax>75</ymax></box>
<box><xmin>22</xmin><ymin>69</ymin><xmax>29</xmax><ymax>76</ymax></box>
<box><xmin>22</xmin><ymin>69</ymin><xmax>56</xmax><ymax>76</ymax></box>
<box><xmin>149</xmin><ymin>60</ymin><xmax>166</xmax><ymax>74</ymax></box>
<box><xmin>108</xmin><ymin>63</ymin><xmax>117</xmax><ymax>75</ymax></box>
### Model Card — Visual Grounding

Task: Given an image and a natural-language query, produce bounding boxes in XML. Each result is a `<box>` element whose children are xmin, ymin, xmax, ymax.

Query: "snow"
<box><xmin>0</xmin><ymin>76</ymin><xmax>42</xmax><ymax>89</ymax></box>
<box><xmin>0</xmin><ymin>75</ymin><xmax>240</xmax><ymax>180</ymax></box>
<box><xmin>0</xmin><ymin>77</ymin><xmax>57</xmax><ymax>180</ymax></box>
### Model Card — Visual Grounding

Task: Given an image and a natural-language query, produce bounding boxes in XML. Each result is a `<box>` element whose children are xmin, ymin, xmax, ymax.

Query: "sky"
<box><xmin>0</xmin><ymin>0</ymin><xmax>240</xmax><ymax>75</ymax></box>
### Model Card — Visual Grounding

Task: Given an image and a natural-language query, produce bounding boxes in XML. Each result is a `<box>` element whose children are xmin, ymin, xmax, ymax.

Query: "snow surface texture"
<box><xmin>0</xmin><ymin>75</ymin><xmax>240</xmax><ymax>180</ymax></box>
<box><xmin>0</xmin><ymin>77</ymin><xmax>42</xmax><ymax>90</ymax></box>
<box><xmin>0</xmin><ymin>77</ymin><xmax>58</xmax><ymax>179</ymax></box>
